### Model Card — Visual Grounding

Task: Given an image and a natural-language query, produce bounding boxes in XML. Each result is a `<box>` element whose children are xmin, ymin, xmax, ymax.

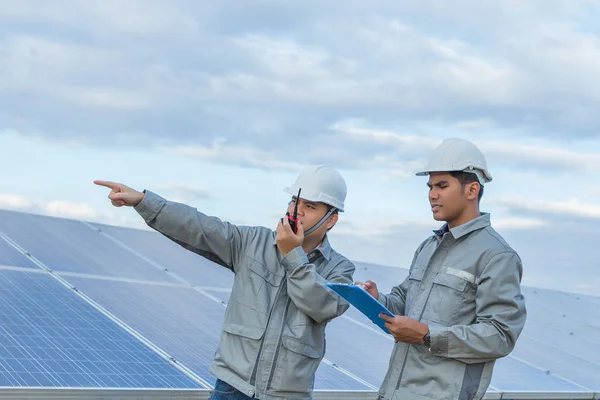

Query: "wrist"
<box><xmin>133</xmin><ymin>190</ymin><xmax>145</xmax><ymax>207</ymax></box>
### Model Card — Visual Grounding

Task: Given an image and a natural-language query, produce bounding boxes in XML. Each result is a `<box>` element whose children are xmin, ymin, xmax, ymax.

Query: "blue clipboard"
<box><xmin>327</xmin><ymin>283</ymin><xmax>394</xmax><ymax>334</ymax></box>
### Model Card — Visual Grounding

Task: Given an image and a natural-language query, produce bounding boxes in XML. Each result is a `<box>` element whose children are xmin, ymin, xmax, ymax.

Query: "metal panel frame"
<box><xmin>0</xmin><ymin>389</ymin><xmax>596</xmax><ymax>400</ymax></box>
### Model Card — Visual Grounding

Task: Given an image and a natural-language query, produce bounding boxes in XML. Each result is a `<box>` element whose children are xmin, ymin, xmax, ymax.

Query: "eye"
<box><xmin>307</xmin><ymin>204</ymin><xmax>317</xmax><ymax>209</ymax></box>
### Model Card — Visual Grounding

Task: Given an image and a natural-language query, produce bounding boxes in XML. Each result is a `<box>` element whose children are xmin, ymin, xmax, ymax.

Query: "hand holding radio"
<box><xmin>277</xmin><ymin>188</ymin><xmax>304</xmax><ymax>255</ymax></box>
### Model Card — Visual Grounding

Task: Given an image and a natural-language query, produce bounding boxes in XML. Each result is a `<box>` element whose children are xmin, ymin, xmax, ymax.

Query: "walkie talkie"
<box><xmin>287</xmin><ymin>188</ymin><xmax>301</xmax><ymax>233</ymax></box>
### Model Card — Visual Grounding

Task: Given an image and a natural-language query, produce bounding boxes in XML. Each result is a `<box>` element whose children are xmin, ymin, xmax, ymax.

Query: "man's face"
<box><xmin>286</xmin><ymin>197</ymin><xmax>335</xmax><ymax>236</ymax></box>
<box><xmin>427</xmin><ymin>172</ymin><xmax>470</xmax><ymax>226</ymax></box>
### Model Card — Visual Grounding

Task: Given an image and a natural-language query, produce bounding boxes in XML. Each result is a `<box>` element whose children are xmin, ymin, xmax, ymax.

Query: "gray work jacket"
<box><xmin>135</xmin><ymin>191</ymin><xmax>355</xmax><ymax>399</ymax></box>
<box><xmin>377</xmin><ymin>213</ymin><xmax>527</xmax><ymax>400</ymax></box>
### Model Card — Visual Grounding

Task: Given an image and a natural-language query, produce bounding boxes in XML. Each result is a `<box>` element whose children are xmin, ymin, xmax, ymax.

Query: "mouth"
<box><xmin>431</xmin><ymin>205</ymin><xmax>441</xmax><ymax>211</ymax></box>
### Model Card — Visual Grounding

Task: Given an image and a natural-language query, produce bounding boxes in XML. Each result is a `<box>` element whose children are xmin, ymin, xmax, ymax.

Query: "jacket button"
<box><xmin>248</xmin><ymin>390</ymin><xmax>254</xmax><ymax>396</ymax></box>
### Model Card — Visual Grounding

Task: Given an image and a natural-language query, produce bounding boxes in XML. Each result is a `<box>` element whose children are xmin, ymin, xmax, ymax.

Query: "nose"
<box><xmin>296</xmin><ymin>201</ymin><xmax>306</xmax><ymax>216</ymax></box>
<box><xmin>429</xmin><ymin>188</ymin><xmax>439</xmax><ymax>202</ymax></box>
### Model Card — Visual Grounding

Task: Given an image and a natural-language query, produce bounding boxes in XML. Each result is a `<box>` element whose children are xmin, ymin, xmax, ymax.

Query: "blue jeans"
<box><xmin>210</xmin><ymin>379</ymin><xmax>254</xmax><ymax>399</ymax></box>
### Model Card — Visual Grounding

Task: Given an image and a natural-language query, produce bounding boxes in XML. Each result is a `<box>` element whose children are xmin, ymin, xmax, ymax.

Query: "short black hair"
<box><xmin>449</xmin><ymin>171</ymin><xmax>484</xmax><ymax>201</ymax></box>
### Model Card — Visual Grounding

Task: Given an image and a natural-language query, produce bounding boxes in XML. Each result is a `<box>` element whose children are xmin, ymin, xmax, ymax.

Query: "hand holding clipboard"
<box><xmin>326</xmin><ymin>283</ymin><xmax>394</xmax><ymax>334</ymax></box>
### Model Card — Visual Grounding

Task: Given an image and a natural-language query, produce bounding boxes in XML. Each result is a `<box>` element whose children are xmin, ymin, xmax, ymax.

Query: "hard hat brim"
<box><xmin>414</xmin><ymin>169</ymin><xmax>492</xmax><ymax>184</ymax></box>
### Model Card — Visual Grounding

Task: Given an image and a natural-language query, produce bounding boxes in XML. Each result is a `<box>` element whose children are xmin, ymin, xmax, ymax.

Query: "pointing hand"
<box><xmin>93</xmin><ymin>180</ymin><xmax>145</xmax><ymax>207</ymax></box>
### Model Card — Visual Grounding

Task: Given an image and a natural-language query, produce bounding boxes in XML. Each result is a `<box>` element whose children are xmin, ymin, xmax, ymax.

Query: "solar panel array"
<box><xmin>0</xmin><ymin>209</ymin><xmax>598</xmax><ymax>398</ymax></box>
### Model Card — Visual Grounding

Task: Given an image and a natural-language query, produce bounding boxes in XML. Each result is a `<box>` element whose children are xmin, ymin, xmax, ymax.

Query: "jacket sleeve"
<box><xmin>377</xmin><ymin>278</ymin><xmax>409</xmax><ymax>316</ymax></box>
<box><xmin>428</xmin><ymin>251</ymin><xmax>527</xmax><ymax>363</ymax></box>
<box><xmin>134</xmin><ymin>190</ymin><xmax>245</xmax><ymax>272</ymax></box>
<box><xmin>280</xmin><ymin>247</ymin><xmax>355</xmax><ymax>324</ymax></box>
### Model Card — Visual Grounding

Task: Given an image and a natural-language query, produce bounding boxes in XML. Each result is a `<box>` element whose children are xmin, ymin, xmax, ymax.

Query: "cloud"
<box><xmin>0</xmin><ymin>194</ymin><xmax>33</xmax><ymax>209</ymax></box>
<box><xmin>2</xmin><ymin>0</ymin><xmax>600</xmax><ymax>159</ymax></box>
<box><xmin>160</xmin><ymin>140</ymin><xmax>304</xmax><ymax>172</ymax></box>
<box><xmin>41</xmin><ymin>201</ymin><xmax>97</xmax><ymax>220</ymax></box>
<box><xmin>324</xmin><ymin>120</ymin><xmax>600</xmax><ymax>176</ymax></box>
<box><xmin>489</xmin><ymin>197</ymin><xmax>600</xmax><ymax>219</ymax></box>
<box><xmin>0</xmin><ymin>193</ymin><xmax>147</xmax><ymax>230</ymax></box>
<box><xmin>332</xmin><ymin>215</ymin><xmax>547</xmax><ymax>241</ymax></box>
<box><xmin>155</xmin><ymin>183</ymin><xmax>215</xmax><ymax>201</ymax></box>
<box><xmin>478</xmin><ymin>141</ymin><xmax>600</xmax><ymax>174</ymax></box>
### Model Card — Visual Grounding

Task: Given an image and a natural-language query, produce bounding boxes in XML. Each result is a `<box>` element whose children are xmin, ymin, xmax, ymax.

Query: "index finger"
<box><xmin>94</xmin><ymin>180</ymin><xmax>119</xmax><ymax>189</ymax></box>
<box><xmin>280</xmin><ymin>215</ymin><xmax>293</xmax><ymax>233</ymax></box>
<box><xmin>379</xmin><ymin>313</ymin><xmax>394</xmax><ymax>322</ymax></box>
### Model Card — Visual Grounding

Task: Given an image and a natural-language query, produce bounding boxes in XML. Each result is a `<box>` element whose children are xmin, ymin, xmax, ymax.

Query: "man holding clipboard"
<box><xmin>356</xmin><ymin>138</ymin><xmax>527</xmax><ymax>400</ymax></box>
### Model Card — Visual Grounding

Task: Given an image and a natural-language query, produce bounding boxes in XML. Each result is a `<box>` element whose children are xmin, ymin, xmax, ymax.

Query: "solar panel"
<box><xmin>56</xmin><ymin>276</ymin><xmax>225</xmax><ymax>386</ymax></box>
<box><xmin>314</xmin><ymin>361</ymin><xmax>375</xmax><ymax>391</ymax></box>
<box><xmin>60</xmin><ymin>274</ymin><xmax>377</xmax><ymax>391</ymax></box>
<box><xmin>0</xmin><ymin>210</ymin><xmax>177</xmax><ymax>283</ymax></box>
<box><xmin>352</xmin><ymin>262</ymin><xmax>409</xmax><ymax>294</ymax></box>
<box><xmin>89</xmin><ymin>222</ymin><xmax>234</xmax><ymax>288</ymax></box>
<box><xmin>522</xmin><ymin>287</ymin><xmax>600</xmax><ymax>330</ymax></box>
<box><xmin>0</xmin><ymin>268</ymin><xmax>202</xmax><ymax>388</ymax></box>
<box><xmin>491</xmin><ymin>356</ymin><xmax>589</xmax><ymax>392</ymax></box>
<box><xmin>509</xmin><ymin>335</ymin><xmax>600</xmax><ymax>390</ymax></box>
<box><xmin>0</xmin><ymin>237</ymin><xmax>40</xmax><ymax>270</ymax></box>
<box><xmin>1</xmin><ymin>208</ymin><xmax>599</xmax><ymax>398</ymax></box>
<box><xmin>320</xmin><ymin>315</ymin><xmax>393</xmax><ymax>388</ymax></box>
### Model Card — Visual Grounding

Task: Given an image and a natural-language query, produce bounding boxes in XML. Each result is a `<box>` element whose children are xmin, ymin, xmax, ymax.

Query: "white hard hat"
<box><xmin>415</xmin><ymin>138</ymin><xmax>492</xmax><ymax>184</ymax></box>
<box><xmin>284</xmin><ymin>165</ymin><xmax>347</xmax><ymax>212</ymax></box>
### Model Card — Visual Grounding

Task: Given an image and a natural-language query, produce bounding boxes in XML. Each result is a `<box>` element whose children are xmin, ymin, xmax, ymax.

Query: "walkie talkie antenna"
<box><xmin>293</xmin><ymin>188</ymin><xmax>301</xmax><ymax>219</ymax></box>
<box><xmin>287</xmin><ymin>188</ymin><xmax>302</xmax><ymax>233</ymax></box>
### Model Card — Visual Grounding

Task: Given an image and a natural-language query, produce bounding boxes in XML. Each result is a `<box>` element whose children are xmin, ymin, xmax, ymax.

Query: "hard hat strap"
<box><xmin>304</xmin><ymin>207</ymin><xmax>337</xmax><ymax>236</ymax></box>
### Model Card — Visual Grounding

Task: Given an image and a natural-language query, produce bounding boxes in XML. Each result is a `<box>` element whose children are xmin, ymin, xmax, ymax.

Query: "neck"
<box><xmin>448</xmin><ymin>207</ymin><xmax>481</xmax><ymax>229</ymax></box>
<box><xmin>302</xmin><ymin>233</ymin><xmax>325</xmax><ymax>254</ymax></box>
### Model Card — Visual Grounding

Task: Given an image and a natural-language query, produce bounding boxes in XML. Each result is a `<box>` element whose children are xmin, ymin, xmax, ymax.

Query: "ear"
<box><xmin>467</xmin><ymin>182</ymin><xmax>480</xmax><ymax>201</ymax></box>
<box><xmin>326</xmin><ymin>213</ymin><xmax>339</xmax><ymax>229</ymax></box>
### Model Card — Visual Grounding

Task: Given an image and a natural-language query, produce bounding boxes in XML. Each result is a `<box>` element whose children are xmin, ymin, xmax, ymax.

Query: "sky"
<box><xmin>0</xmin><ymin>1</ymin><xmax>599</xmax><ymax>296</ymax></box>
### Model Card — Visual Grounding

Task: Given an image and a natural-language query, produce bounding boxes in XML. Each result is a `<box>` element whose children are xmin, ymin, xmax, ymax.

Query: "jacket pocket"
<box><xmin>248</xmin><ymin>256</ymin><xmax>284</xmax><ymax>287</ymax></box>
<box><xmin>423</xmin><ymin>270</ymin><xmax>475</xmax><ymax>325</ymax></box>
<box><xmin>268</xmin><ymin>334</ymin><xmax>323</xmax><ymax>394</ymax></box>
<box><xmin>215</xmin><ymin>322</ymin><xmax>265</xmax><ymax>383</ymax></box>
<box><xmin>282</xmin><ymin>335</ymin><xmax>322</xmax><ymax>359</ymax></box>
<box><xmin>228</xmin><ymin>255</ymin><xmax>284</xmax><ymax>325</ymax></box>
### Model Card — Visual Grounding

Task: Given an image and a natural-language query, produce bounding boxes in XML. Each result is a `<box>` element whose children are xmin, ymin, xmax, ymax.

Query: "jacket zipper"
<box><xmin>265</xmin><ymin>298</ymin><xmax>291</xmax><ymax>390</ymax></box>
<box><xmin>395</xmin><ymin>238</ymin><xmax>449</xmax><ymax>391</ymax></box>
<box><xmin>249</xmin><ymin>283</ymin><xmax>284</xmax><ymax>387</ymax></box>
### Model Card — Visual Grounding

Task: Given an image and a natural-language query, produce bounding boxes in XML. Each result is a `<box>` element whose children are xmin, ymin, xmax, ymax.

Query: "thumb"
<box><xmin>108</xmin><ymin>191</ymin><xmax>126</xmax><ymax>201</ymax></box>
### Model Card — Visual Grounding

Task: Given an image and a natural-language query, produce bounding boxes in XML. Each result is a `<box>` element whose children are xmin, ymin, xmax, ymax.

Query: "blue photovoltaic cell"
<box><xmin>314</xmin><ymin>361</ymin><xmax>374</xmax><ymax>391</ymax></box>
<box><xmin>352</xmin><ymin>262</ymin><xmax>409</xmax><ymax>294</ymax></box>
<box><xmin>580</xmin><ymin>294</ymin><xmax>600</xmax><ymax>308</ymax></box>
<box><xmin>522</xmin><ymin>287</ymin><xmax>600</xmax><ymax>332</ymax></box>
<box><xmin>61</xmin><ymin>276</ymin><xmax>228</xmax><ymax>386</ymax></box>
<box><xmin>520</xmin><ymin>319</ymin><xmax>600</xmax><ymax>365</ymax></box>
<box><xmin>0</xmin><ymin>268</ymin><xmax>201</xmax><ymax>388</ymax></box>
<box><xmin>203</xmin><ymin>289</ymin><xmax>231</xmax><ymax>305</ymax></box>
<box><xmin>2</xmin><ymin>209</ymin><xmax>599</xmax><ymax>395</ymax></box>
<box><xmin>0</xmin><ymin>238</ymin><xmax>40</xmax><ymax>270</ymax></box>
<box><xmin>0</xmin><ymin>210</ymin><xmax>177</xmax><ymax>283</ymax></box>
<box><xmin>509</xmin><ymin>335</ymin><xmax>600</xmax><ymax>390</ymax></box>
<box><xmin>491</xmin><ymin>356</ymin><xmax>589</xmax><ymax>392</ymax></box>
<box><xmin>320</xmin><ymin>316</ymin><xmax>393</xmax><ymax>388</ymax></box>
<box><xmin>63</xmin><ymin>276</ymin><xmax>373</xmax><ymax>390</ymax></box>
<box><xmin>90</xmin><ymin>222</ymin><xmax>234</xmax><ymax>288</ymax></box>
